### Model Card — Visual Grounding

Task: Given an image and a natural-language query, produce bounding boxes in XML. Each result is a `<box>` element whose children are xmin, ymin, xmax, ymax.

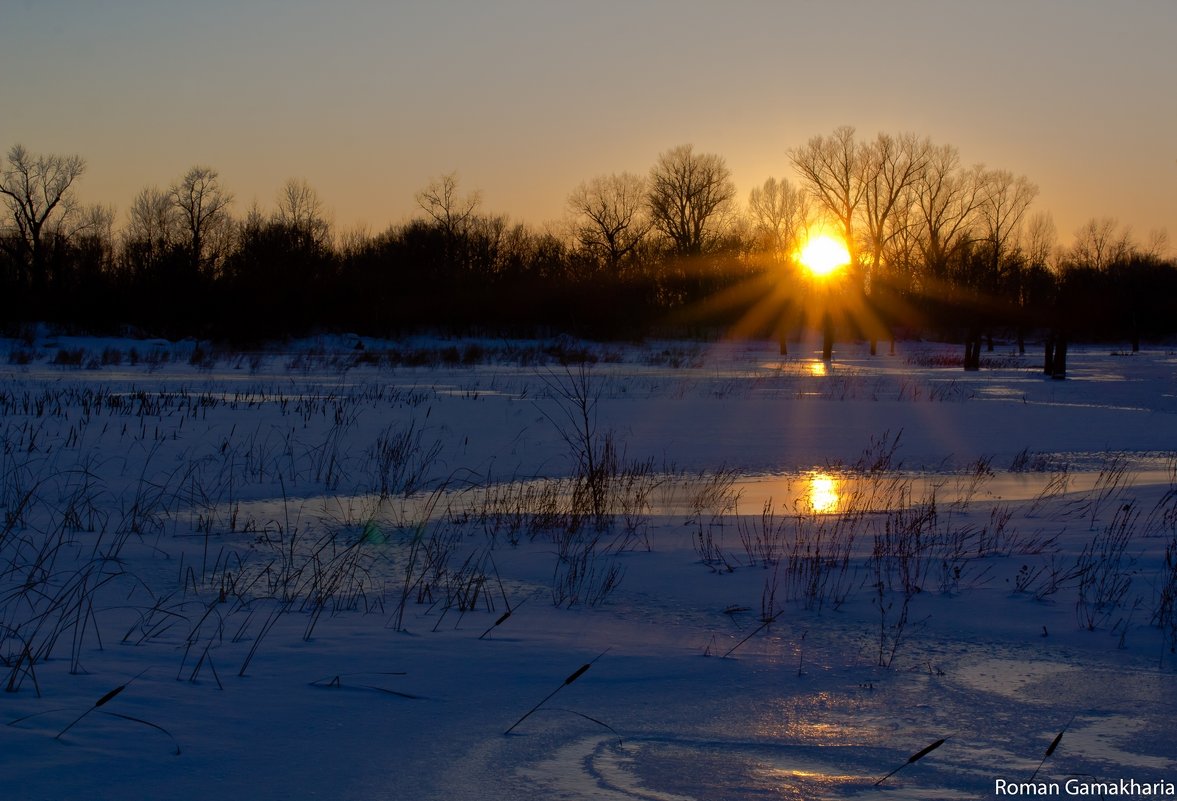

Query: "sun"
<box><xmin>798</xmin><ymin>234</ymin><xmax>850</xmax><ymax>278</ymax></box>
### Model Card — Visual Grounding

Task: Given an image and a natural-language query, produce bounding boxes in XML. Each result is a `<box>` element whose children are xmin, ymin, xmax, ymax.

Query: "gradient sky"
<box><xmin>3</xmin><ymin>0</ymin><xmax>1175</xmax><ymax>249</ymax></box>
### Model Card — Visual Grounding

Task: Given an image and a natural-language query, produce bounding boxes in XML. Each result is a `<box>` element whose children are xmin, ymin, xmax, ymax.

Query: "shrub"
<box><xmin>52</xmin><ymin>347</ymin><xmax>86</xmax><ymax>367</ymax></box>
<box><xmin>7</xmin><ymin>348</ymin><xmax>36</xmax><ymax>365</ymax></box>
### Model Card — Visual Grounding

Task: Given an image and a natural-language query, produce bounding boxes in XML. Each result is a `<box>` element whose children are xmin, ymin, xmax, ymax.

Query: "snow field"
<box><xmin>2</xmin><ymin>336</ymin><xmax>1177</xmax><ymax>799</ymax></box>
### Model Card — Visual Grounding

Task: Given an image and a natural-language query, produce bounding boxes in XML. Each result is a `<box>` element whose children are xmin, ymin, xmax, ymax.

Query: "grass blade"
<box><xmin>309</xmin><ymin>672</ymin><xmax>419</xmax><ymax>699</ymax></box>
<box><xmin>547</xmin><ymin>707</ymin><xmax>624</xmax><ymax>747</ymax></box>
<box><xmin>100</xmin><ymin>711</ymin><xmax>181</xmax><ymax>755</ymax></box>
<box><xmin>720</xmin><ymin>611</ymin><xmax>783</xmax><ymax>659</ymax></box>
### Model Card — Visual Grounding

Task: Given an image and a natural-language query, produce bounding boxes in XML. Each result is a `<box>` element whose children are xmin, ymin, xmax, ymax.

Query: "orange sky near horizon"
<box><xmin>2</xmin><ymin>1</ymin><xmax>1175</xmax><ymax>252</ymax></box>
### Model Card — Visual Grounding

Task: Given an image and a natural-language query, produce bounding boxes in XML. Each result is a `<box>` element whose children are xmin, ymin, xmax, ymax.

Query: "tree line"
<box><xmin>2</xmin><ymin>130</ymin><xmax>1174</xmax><ymax>357</ymax></box>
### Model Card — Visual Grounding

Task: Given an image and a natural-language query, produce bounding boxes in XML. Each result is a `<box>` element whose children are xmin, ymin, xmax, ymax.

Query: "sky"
<box><xmin>2</xmin><ymin>0</ymin><xmax>1175</xmax><ymax>249</ymax></box>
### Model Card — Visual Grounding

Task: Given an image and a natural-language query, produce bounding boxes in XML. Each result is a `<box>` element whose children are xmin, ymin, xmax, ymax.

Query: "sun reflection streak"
<box><xmin>807</xmin><ymin>472</ymin><xmax>841</xmax><ymax>514</ymax></box>
<box><xmin>742</xmin><ymin>693</ymin><xmax>885</xmax><ymax>797</ymax></box>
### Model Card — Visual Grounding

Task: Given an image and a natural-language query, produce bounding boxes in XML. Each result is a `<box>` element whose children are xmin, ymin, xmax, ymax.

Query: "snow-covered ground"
<box><xmin>2</xmin><ymin>334</ymin><xmax>1176</xmax><ymax>800</ymax></box>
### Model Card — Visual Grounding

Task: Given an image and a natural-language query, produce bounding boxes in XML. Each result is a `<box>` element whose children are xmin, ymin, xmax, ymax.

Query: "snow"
<box><xmin>2</xmin><ymin>334</ymin><xmax>1176</xmax><ymax>800</ymax></box>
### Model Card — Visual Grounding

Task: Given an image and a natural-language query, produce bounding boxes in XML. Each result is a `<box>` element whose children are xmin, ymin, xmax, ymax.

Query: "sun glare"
<box><xmin>798</xmin><ymin>235</ymin><xmax>850</xmax><ymax>278</ymax></box>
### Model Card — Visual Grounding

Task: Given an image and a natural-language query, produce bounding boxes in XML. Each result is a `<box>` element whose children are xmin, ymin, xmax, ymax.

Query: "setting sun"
<box><xmin>798</xmin><ymin>235</ymin><xmax>850</xmax><ymax>278</ymax></box>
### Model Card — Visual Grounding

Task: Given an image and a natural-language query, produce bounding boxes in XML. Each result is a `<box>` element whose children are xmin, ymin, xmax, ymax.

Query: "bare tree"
<box><xmin>979</xmin><ymin>170</ymin><xmax>1038</xmax><ymax>270</ymax></box>
<box><xmin>68</xmin><ymin>203</ymin><xmax>117</xmax><ymax>281</ymax></box>
<box><xmin>1068</xmin><ymin>217</ymin><xmax>1133</xmax><ymax>271</ymax></box>
<box><xmin>120</xmin><ymin>185</ymin><xmax>183</xmax><ymax>281</ymax></box>
<box><xmin>83</xmin><ymin>203</ymin><xmax>116</xmax><ymax>238</ymax></box>
<box><xmin>879</xmin><ymin>192</ymin><xmax>923</xmax><ymax>292</ymax></box>
<box><xmin>1142</xmin><ymin>228</ymin><xmax>1170</xmax><ymax>260</ymax></box>
<box><xmin>747</xmin><ymin>176</ymin><xmax>810</xmax><ymax>262</ymax></box>
<box><xmin>414</xmin><ymin>172</ymin><xmax>483</xmax><ymax>274</ymax></box>
<box><xmin>415</xmin><ymin>172</ymin><xmax>481</xmax><ymax>240</ymax></box>
<box><xmin>126</xmin><ymin>186</ymin><xmax>181</xmax><ymax>249</ymax></box>
<box><xmin>949</xmin><ymin>169</ymin><xmax>1037</xmax><ymax>369</ymax></box>
<box><xmin>276</xmin><ymin>177</ymin><xmax>331</xmax><ymax>248</ymax></box>
<box><xmin>567</xmin><ymin>172</ymin><xmax>651</xmax><ymax>272</ymax></box>
<box><xmin>337</xmin><ymin>222</ymin><xmax>372</xmax><ymax>260</ymax></box>
<box><xmin>860</xmin><ymin>133</ymin><xmax>930</xmax><ymax>280</ymax></box>
<box><xmin>1017</xmin><ymin>210</ymin><xmax>1061</xmax><ymax>360</ymax></box>
<box><xmin>647</xmin><ymin>144</ymin><xmax>736</xmax><ymax>257</ymax></box>
<box><xmin>854</xmin><ymin>133</ymin><xmax>930</xmax><ymax>353</ymax></box>
<box><xmin>789</xmin><ymin>126</ymin><xmax>867</xmax><ymax>265</ymax></box>
<box><xmin>914</xmin><ymin>146</ymin><xmax>985</xmax><ymax>278</ymax></box>
<box><xmin>467</xmin><ymin>212</ymin><xmax>511</xmax><ymax>276</ymax></box>
<box><xmin>791</xmin><ymin>128</ymin><xmax>930</xmax><ymax>353</ymax></box>
<box><xmin>170</xmin><ymin>166</ymin><xmax>234</xmax><ymax>274</ymax></box>
<box><xmin>0</xmin><ymin>144</ymin><xmax>87</xmax><ymax>289</ymax></box>
<box><xmin>1023</xmin><ymin>212</ymin><xmax>1058</xmax><ymax>271</ymax></box>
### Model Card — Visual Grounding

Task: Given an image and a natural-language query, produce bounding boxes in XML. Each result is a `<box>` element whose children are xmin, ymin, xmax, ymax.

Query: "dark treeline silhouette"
<box><xmin>2</xmin><ymin>136</ymin><xmax>1175</xmax><ymax>358</ymax></box>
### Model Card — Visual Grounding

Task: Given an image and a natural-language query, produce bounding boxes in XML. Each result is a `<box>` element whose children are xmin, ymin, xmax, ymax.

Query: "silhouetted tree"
<box><xmin>223</xmin><ymin>206</ymin><xmax>335</xmax><ymax>339</ymax></box>
<box><xmin>52</xmin><ymin>204</ymin><xmax>117</xmax><ymax>328</ymax></box>
<box><xmin>0</xmin><ymin>144</ymin><xmax>87</xmax><ymax>293</ymax></box>
<box><xmin>647</xmin><ymin>144</ymin><xmax>736</xmax><ymax>258</ymax></box>
<box><xmin>1050</xmin><ymin>218</ymin><xmax>1136</xmax><ymax>360</ymax></box>
<box><xmin>415</xmin><ymin>171</ymin><xmax>481</xmax><ymax>276</ymax></box>
<box><xmin>276</xmin><ymin>178</ymin><xmax>331</xmax><ymax>250</ymax></box>
<box><xmin>170</xmin><ymin>166</ymin><xmax>234</xmax><ymax>276</ymax></box>
<box><xmin>860</xmin><ymin>133</ymin><xmax>929</xmax><ymax>280</ymax></box>
<box><xmin>747</xmin><ymin>176</ymin><xmax>810</xmax><ymax>263</ymax></box>
<box><xmin>859</xmin><ymin>132</ymin><xmax>931</xmax><ymax>352</ymax></box>
<box><xmin>126</xmin><ymin>186</ymin><xmax>182</xmax><ymax>253</ymax></box>
<box><xmin>979</xmin><ymin>170</ymin><xmax>1037</xmax><ymax>274</ymax></box>
<box><xmin>568</xmin><ymin>172</ymin><xmax>651</xmax><ymax>273</ymax></box>
<box><xmin>1023</xmin><ymin>212</ymin><xmax>1058</xmax><ymax>273</ymax></box>
<box><xmin>913</xmin><ymin>145</ymin><xmax>984</xmax><ymax>280</ymax></box>
<box><xmin>120</xmin><ymin>186</ymin><xmax>183</xmax><ymax>291</ymax></box>
<box><xmin>1</xmin><ymin>126</ymin><xmax>1174</xmax><ymax>348</ymax></box>
<box><xmin>416</xmin><ymin>172</ymin><xmax>480</xmax><ymax>238</ymax></box>
<box><xmin>789</xmin><ymin>126</ymin><xmax>866</xmax><ymax>266</ymax></box>
<box><xmin>1068</xmin><ymin>217</ymin><xmax>1133</xmax><ymax>272</ymax></box>
<box><xmin>957</xmin><ymin>169</ymin><xmax>1038</xmax><ymax>367</ymax></box>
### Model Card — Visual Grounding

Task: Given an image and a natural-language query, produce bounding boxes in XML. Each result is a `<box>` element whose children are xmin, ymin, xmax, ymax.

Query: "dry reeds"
<box><xmin>874</xmin><ymin>736</ymin><xmax>948</xmax><ymax>786</ymax></box>
<box><xmin>1030</xmin><ymin>715</ymin><xmax>1074</xmax><ymax>782</ymax></box>
<box><xmin>504</xmin><ymin>650</ymin><xmax>608</xmax><ymax>735</ymax></box>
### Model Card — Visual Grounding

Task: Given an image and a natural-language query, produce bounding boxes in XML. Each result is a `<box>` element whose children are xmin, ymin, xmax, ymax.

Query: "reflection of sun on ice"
<box><xmin>807</xmin><ymin>472</ymin><xmax>840</xmax><ymax>514</ymax></box>
<box><xmin>798</xmin><ymin>235</ymin><xmax>850</xmax><ymax>278</ymax></box>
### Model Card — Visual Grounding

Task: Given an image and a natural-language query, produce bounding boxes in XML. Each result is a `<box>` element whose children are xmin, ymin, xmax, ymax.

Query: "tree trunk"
<box><xmin>1051</xmin><ymin>335</ymin><xmax>1067</xmax><ymax>380</ymax></box>
<box><xmin>963</xmin><ymin>327</ymin><xmax>981</xmax><ymax>371</ymax></box>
